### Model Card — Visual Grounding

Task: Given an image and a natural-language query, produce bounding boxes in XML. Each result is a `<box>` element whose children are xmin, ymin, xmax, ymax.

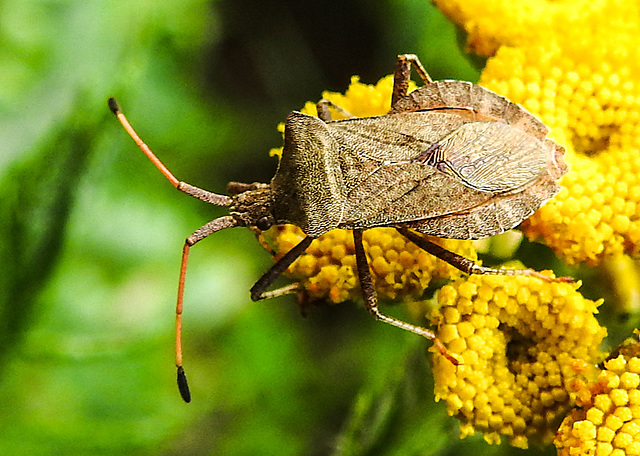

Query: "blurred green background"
<box><xmin>0</xmin><ymin>0</ymin><xmax>563</xmax><ymax>455</ymax></box>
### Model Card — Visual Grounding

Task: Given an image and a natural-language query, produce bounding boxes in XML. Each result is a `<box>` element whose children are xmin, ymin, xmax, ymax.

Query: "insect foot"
<box><xmin>109</xmin><ymin>53</ymin><xmax>567</xmax><ymax>401</ymax></box>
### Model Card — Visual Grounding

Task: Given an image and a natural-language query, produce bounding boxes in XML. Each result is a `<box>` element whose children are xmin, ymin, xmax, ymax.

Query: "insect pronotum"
<box><xmin>109</xmin><ymin>54</ymin><xmax>568</xmax><ymax>403</ymax></box>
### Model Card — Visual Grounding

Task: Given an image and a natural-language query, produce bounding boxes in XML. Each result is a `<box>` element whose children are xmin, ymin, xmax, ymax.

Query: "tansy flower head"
<box><xmin>434</xmin><ymin>0</ymin><xmax>640</xmax><ymax>265</ymax></box>
<box><xmin>555</xmin><ymin>333</ymin><xmax>640</xmax><ymax>455</ymax></box>
<box><xmin>432</xmin><ymin>273</ymin><xmax>606</xmax><ymax>448</ymax></box>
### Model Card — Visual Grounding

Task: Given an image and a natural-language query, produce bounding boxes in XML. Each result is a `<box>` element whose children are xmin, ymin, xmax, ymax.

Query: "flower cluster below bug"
<box><xmin>259</xmin><ymin>225</ymin><xmax>477</xmax><ymax>304</ymax></box>
<box><xmin>432</xmin><ymin>273</ymin><xmax>606</xmax><ymax>448</ymax></box>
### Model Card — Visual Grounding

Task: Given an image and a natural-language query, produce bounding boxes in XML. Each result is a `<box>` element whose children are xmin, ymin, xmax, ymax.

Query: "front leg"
<box><xmin>250</xmin><ymin>236</ymin><xmax>313</xmax><ymax>301</ymax></box>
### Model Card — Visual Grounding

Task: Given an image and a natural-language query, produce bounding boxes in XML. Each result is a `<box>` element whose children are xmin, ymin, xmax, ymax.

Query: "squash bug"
<box><xmin>109</xmin><ymin>54</ymin><xmax>568</xmax><ymax>402</ymax></box>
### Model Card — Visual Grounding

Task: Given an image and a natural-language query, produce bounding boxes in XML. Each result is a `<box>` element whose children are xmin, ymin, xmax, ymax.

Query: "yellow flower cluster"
<box><xmin>434</xmin><ymin>0</ymin><xmax>640</xmax><ymax>265</ymax></box>
<box><xmin>555</xmin><ymin>336</ymin><xmax>640</xmax><ymax>455</ymax></box>
<box><xmin>432</xmin><ymin>0</ymin><xmax>635</xmax><ymax>59</ymax></box>
<box><xmin>260</xmin><ymin>225</ymin><xmax>476</xmax><ymax>304</ymax></box>
<box><xmin>301</xmin><ymin>75</ymin><xmax>410</xmax><ymax>119</ymax></box>
<box><xmin>263</xmin><ymin>76</ymin><xmax>476</xmax><ymax>304</ymax></box>
<box><xmin>432</xmin><ymin>273</ymin><xmax>606</xmax><ymax>448</ymax></box>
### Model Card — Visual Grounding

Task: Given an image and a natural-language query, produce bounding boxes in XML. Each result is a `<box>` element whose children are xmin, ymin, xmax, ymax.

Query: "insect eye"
<box><xmin>256</xmin><ymin>216</ymin><xmax>274</xmax><ymax>231</ymax></box>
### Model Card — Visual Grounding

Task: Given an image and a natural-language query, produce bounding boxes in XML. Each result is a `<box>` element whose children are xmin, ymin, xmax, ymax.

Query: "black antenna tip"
<box><xmin>108</xmin><ymin>97</ymin><xmax>121</xmax><ymax>115</ymax></box>
<box><xmin>177</xmin><ymin>366</ymin><xmax>191</xmax><ymax>403</ymax></box>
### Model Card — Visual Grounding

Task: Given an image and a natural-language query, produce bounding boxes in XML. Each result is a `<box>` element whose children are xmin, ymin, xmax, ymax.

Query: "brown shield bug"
<box><xmin>109</xmin><ymin>54</ymin><xmax>568</xmax><ymax>402</ymax></box>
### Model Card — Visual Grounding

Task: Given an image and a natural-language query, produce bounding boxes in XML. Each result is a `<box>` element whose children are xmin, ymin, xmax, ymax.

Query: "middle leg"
<box><xmin>352</xmin><ymin>229</ymin><xmax>458</xmax><ymax>364</ymax></box>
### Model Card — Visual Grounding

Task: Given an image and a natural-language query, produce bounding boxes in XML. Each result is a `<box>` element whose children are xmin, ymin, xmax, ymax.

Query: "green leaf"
<box><xmin>334</xmin><ymin>341</ymin><xmax>452</xmax><ymax>456</ymax></box>
<box><xmin>0</xmin><ymin>101</ymin><xmax>105</xmax><ymax>361</ymax></box>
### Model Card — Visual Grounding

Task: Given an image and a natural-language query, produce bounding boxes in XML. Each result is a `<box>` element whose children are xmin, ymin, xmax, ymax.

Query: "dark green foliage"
<box><xmin>0</xmin><ymin>106</ymin><xmax>98</xmax><ymax>359</ymax></box>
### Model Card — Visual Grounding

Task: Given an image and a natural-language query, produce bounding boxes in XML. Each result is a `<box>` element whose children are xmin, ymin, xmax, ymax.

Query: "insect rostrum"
<box><xmin>109</xmin><ymin>54</ymin><xmax>568</xmax><ymax>403</ymax></box>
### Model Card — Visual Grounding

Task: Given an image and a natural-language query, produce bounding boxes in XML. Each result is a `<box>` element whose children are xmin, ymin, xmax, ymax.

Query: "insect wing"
<box><xmin>326</xmin><ymin>112</ymin><xmax>497</xmax><ymax>229</ymax></box>
<box><xmin>422</xmin><ymin>122</ymin><xmax>548</xmax><ymax>193</ymax></box>
<box><xmin>328</xmin><ymin>112</ymin><xmax>559</xmax><ymax>238</ymax></box>
<box><xmin>340</xmin><ymin>158</ymin><xmax>495</xmax><ymax>228</ymax></box>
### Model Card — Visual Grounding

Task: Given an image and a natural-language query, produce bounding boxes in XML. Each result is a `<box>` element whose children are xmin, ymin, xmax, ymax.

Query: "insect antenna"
<box><xmin>108</xmin><ymin>98</ymin><xmax>232</xmax><ymax>207</ymax></box>
<box><xmin>176</xmin><ymin>215</ymin><xmax>239</xmax><ymax>402</ymax></box>
<box><xmin>109</xmin><ymin>98</ymin><xmax>240</xmax><ymax>402</ymax></box>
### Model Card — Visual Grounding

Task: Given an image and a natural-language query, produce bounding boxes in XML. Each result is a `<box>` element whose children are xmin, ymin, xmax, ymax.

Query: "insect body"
<box><xmin>109</xmin><ymin>54</ymin><xmax>567</xmax><ymax>403</ymax></box>
<box><xmin>273</xmin><ymin>110</ymin><xmax>564</xmax><ymax>239</ymax></box>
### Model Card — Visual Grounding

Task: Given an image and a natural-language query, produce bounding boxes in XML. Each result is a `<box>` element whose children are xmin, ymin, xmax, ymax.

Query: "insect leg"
<box><xmin>227</xmin><ymin>181</ymin><xmax>266</xmax><ymax>194</ymax></box>
<box><xmin>250</xmin><ymin>236</ymin><xmax>314</xmax><ymax>301</ymax></box>
<box><xmin>254</xmin><ymin>283</ymin><xmax>302</xmax><ymax>300</ymax></box>
<box><xmin>353</xmin><ymin>229</ymin><xmax>458</xmax><ymax>365</ymax></box>
<box><xmin>108</xmin><ymin>98</ymin><xmax>232</xmax><ymax>207</ymax></box>
<box><xmin>396</xmin><ymin>227</ymin><xmax>570</xmax><ymax>282</ymax></box>
<box><xmin>175</xmin><ymin>215</ymin><xmax>239</xmax><ymax>403</ymax></box>
<box><xmin>315</xmin><ymin>99</ymin><xmax>355</xmax><ymax>122</ymax></box>
<box><xmin>391</xmin><ymin>54</ymin><xmax>434</xmax><ymax>107</ymax></box>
